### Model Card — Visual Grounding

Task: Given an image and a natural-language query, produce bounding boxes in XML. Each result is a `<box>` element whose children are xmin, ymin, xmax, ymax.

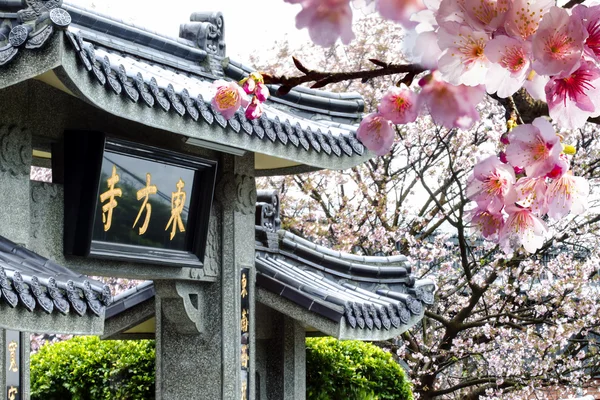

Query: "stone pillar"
<box><xmin>256</xmin><ymin>306</ymin><xmax>306</xmax><ymax>400</ymax></box>
<box><xmin>0</xmin><ymin>330</ymin><xmax>30</xmax><ymax>400</ymax></box>
<box><xmin>282</xmin><ymin>317</ymin><xmax>306</xmax><ymax>400</ymax></box>
<box><xmin>154</xmin><ymin>152</ymin><xmax>256</xmax><ymax>400</ymax></box>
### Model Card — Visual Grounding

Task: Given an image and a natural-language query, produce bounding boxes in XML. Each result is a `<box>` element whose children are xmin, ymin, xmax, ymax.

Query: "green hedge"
<box><xmin>31</xmin><ymin>336</ymin><xmax>412</xmax><ymax>400</ymax></box>
<box><xmin>30</xmin><ymin>336</ymin><xmax>155</xmax><ymax>400</ymax></box>
<box><xmin>306</xmin><ymin>337</ymin><xmax>413</xmax><ymax>400</ymax></box>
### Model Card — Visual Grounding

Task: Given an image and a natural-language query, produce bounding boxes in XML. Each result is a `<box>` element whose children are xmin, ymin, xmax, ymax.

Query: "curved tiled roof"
<box><xmin>0</xmin><ymin>235</ymin><xmax>111</xmax><ymax>317</ymax></box>
<box><xmin>255</xmin><ymin>191</ymin><xmax>435</xmax><ymax>336</ymax></box>
<box><xmin>0</xmin><ymin>1</ymin><xmax>371</xmax><ymax>172</ymax></box>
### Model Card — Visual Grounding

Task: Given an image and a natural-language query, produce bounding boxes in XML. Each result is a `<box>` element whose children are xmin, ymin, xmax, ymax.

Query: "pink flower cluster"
<box><xmin>211</xmin><ymin>72</ymin><xmax>270</xmax><ymax>121</ymax></box>
<box><xmin>357</xmin><ymin>74</ymin><xmax>485</xmax><ymax>155</ymax></box>
<box><xmin>466</xmin><ymin>117</ymin><xmax>589</xmax><ymax>255</ymax></box>
<box><xmin>410</xmin><ymin>0</ymin><xmax>600</xmax><ymax>130</ymax></box>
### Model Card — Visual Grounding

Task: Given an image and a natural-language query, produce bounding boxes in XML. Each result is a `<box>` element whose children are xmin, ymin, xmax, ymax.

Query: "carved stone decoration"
<box><xmin>166</xmin><ymin>84</ymin><xmax>186</xmax><ymax>116</ymax></box>
<box><xmin>83</xmin><ymin>281</ymin><xmax>103</xmax><ymax>316</ymax></box>
<box><xmin>295</xmin><ymin>123</ymin><xmax>310</xmax><ymax>151</ymax></box>
<box><xmin>344</xmin><ymin>304</ymin><xmax>356</xmax><ymax>328</ymax></box>
<box><xmin>273</xmin><ymin>116</ymin><xmax>288</xmax><ymax>145</ymax></box>
<box><xmin>9</xmin><ymin>25</ymin><xmax>29</xmax><ymax>47</ymax></box>
<box><xmin>396</xmin><ymin>303</ymin><xmax>411</xmax><ymax>324</ymax></box>
<box><xmin>260</xmin><ymin>115</ymin><xmax>276</xmax><ymax>142</ymax></box>
<box><xmin>31</xmin><ymin>183</ymin><xmax>58</xmax><ymax>239</ymax></box>
<box><xmin>305</xmin><ymin>127</ymin><xmax>321</xmax><ymax>153</ymax></box>
<box><xmin>0</xmin><ymin>45</ymin><xmax>18</xmax><ymax>66</ymax></box>
<box><xmin>118</xmin><ymin>65</ymin><xmax>140</xmax><ymax>103</ymax></box>
<box><xmin>66</xmin><ymin>280</ymin><xmax>87</xmax><ymax>316</ymax></box>
<box><xmin>25</xmin><ymin>25</ymin><xmax>54</xmax><ymax>49</ymax></box>
<box><xmin>47</xmin><ymin>277</ymin><xmax>70</xmax><ymax>314</ymax></box>
<box><xmin>198</xmin><ymin>203</ymin><xmax>220</xmax><ymax>278</ymax></box>
<box><xmin>196</xmin><ymin>95</ymin><xmax>214</xmax><ymax>124</ymax></box>
<box><xmin>12</xmin><ymin>272</ymin><xmax>35</xmax><ymax>312</ymax></box>
<box><xmin>236</xmin><ymin>110</ymin><xmax>253</xmax><ymax>135</ymax></box>
<box><xmin>23</xmin><ymin>0</ymin><xmax>63</xmax><ymax>19</ymax></box>
<box><xmin>234</xmin><ymin>174</ymin><xmax>256</xmax><ymax>215</ymax></box>
<box><xmin>316</xmin><ymin>129</ymin><xmax>331</xmax><ymax>155</ymax></box>
<box><xmin>339</xmin><ymin>134</ymin><xmax>354</xmax><ymax>156</ymax></box>
<box><xmin>181</xmin><ymin>89</ymin><xmax>199</xmax><ymax>121</ymax></box>
<box><xmin>180</xmin><ymin>12</ymin><xmax>226</xmax><ymax>57</ymax></box>
<box><xmin>0</xmin><ymin>124</ymin><xmax>30</xmax><ymax>176</ymax></box>
<box><xmin>387</xmin><ymin>304</ymin><xmax>400</xmax><ymax>328</ymax></box>
<box><xmin>347</xmin><ymin>134</ymin><xmax>365</xmax><ymax>156</ymax></box>
<box><xmin>228</xmin><ymin>114</ymin><xmax>241</xmax><ymax>133</ymax></box>
<box><xmin>251</xmin><ymin>118</ymin><xmax>264</xmax><ymax>139</ymax></box>
<box><xmin>149</xmin><ymin>77</ymin><xmax>171</xmax><ymax>112</ymax></box>
<box><xmin>285</xmin><ymin>120</ymin><xmax>299</xmax><ymax>147</ymax></box>
<box><xmin>158</xmin><ymin>281</ymin><xmax>205</xmax><ymax>334</ymax></box>
<box><xmin>49</xmin><ymin>7</ymin><xmax>71</xmax><ymax>28</ymax></box>
<box><xmin>378</xmin><ymin>306</ymin><xmax>391</xmax><ymax>330</ymax></box>
<box><xmin>30</xmin><ymin>276</ymin><xmax>54</xmax><ymax>314</ymax></box>
<box><xmin>135</xmin><ymin>73</ymin><xmax>155</xmax><ymax>107</ymax></box>
<box><xmin>0</xmin><ymin>267</ymin><xmax>18</xmax><ymax>308</ymax></box>
<box><xmin>327</xmin><ymin>131</ymin><xmax>342</xmax><ymax>157</ymax></box>
<box><xmin>103</xmin><ymin>56</ymin><xmax>122</xmax><ymax>95</ymax></box>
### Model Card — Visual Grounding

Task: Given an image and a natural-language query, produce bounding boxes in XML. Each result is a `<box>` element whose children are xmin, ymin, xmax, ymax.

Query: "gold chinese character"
<box><xmin>165</xmin><ymin>178</ymin><xmax>186</xmax><ymax>240</ymax></box>
<box><xmin>8</xmin><ymin>387</ymin><xmax>17</xmax><ymax>400</ymax></box>
<box><xmin>8</xmin><ymin>341</ymin><xmax>17</xmax><ymax>372</ymax></box>
<box><xmin>241</xmin><ymin>309</ymin><xmax>249</xmax><ymax>333</ymax></box>
<box><xmin>99</xmin><ymin>165</ymin><xmax>122</xmax><ymax>231</ymax></box>
<box><xmin>132</xmin><ymin>173</ymin><xmax>158</xmax><ymax>235</ymax></box>
<box><xmin>241</xmin><ymin>344</ymin><xmax>249</xmax><ymax>369</ymax></box>
<box><xmin>241</xmin><ymin>273</ymin><xmax>248</xmax><ymax>298</ymax></box>
<box><xmin>241</xmin><ymin>380</ymin><xmax>247</xmax><ymax>400</ymax></box>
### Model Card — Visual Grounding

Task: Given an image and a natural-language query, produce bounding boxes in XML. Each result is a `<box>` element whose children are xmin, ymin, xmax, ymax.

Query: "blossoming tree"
<box><xmin>242</xmin><ymin>12</ymin><xmax>600</xmax><ymax>400</ymax></box>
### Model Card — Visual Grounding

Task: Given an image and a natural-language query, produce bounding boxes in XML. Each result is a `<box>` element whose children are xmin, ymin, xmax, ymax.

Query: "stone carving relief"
<box><xmin>0</xmin><ymin>124</ymin><xmax>30</xmax><ymax>176</ymax></box>
<box><xmin>179</xmin><ymin>12</ymin><xmax>226</xmax><ymax>57</ymax></box>
<box><xmin>234</xmin><ymin>174</ymin><xmax>256</xmax><ymax>215</ymax></box>
<box><xmin>157</xmin><ymin>281</ymin><xmax>205</xmax><ymax>335</ymax></box>
<box><xmin>202</xmin><ymin>203</ymin><xmax>221</xmax><ymax>278</ymax></box>
<box><xmin>31</xmin><ymin>183</ymin><xmax>58</xmax><ymax>239</ymax></box>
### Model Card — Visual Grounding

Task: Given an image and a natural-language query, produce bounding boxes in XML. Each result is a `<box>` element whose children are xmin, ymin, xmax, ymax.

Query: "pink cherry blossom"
<box><xmin>572</xmin><ymin>4</ymin><xmax>600</xmax><ymax>61</ymax></box>
<box><xmin>467</xmin><ymin>206</ymin><xmax>504</xmax><ymax>239</ymax></box>
<box><xmin>378</xmin><ymin>85</ymin><xmax>419</xmax><ymax>124</ymax></box>
<box><xmin>255</xmin><ymin>83</ymin><xmax>270</xmax><ymax>103</ymax></box>
<box><xmin>545</xmin><ymin>153</ymin><xmax>570</xmax><ymax>180</ymax></box>
<box><xmin>376</xmin><ymin>0</ymin><xmax>427</xmax><ymax>28</ymax></box>
<box><xmin>211</xmin><ymin>80</ymin><xmax>249</xmax><ymax>120</ymax></box>
<box><xmin>531</xmin><ymin>7</ymin><xmax>587</xmax><ymax>76</ymax></box>
<box><xmin>294</xmin><ymin>0</ymin><xmax>355</xmax><ymax>47</ymax></box>
<box><xmin>484</xmin><ymin>36</ymin><xmax>531</xmax><ymax>98</ymax></box>
<box><xmin>245</xmin><ymin>97</ymin><xmax>263</xmax><ymax>120</ymax></box>
<box><xmin>505</xmin><ymin>117</ymin><xmax>562</xmax><ymax>178</ymax></box>
<box><xmin>417</xmin><ymin>71</ymin><xmax>485</xmax><ymax>130</ymax></box>
<box><xmin>242</xmin><ymin>78</ymin><xmax>256</xmax><ymax>95</ymax></box>
<box><xmin>356</xmin><ymin>113</ymin><xmax>395</xmax><ymax>156</ymax></box>
<box><xmin>545</xmin><ymin>60</ymin><xmax>600</xmax><ymax>129</ymax></box>
<box><xmin>546</xmin><ymin>172</ymin><xmax>589</xmax><ymax>220</ymax></box>
<box><xmin>523</xmin><ymin>71</ymin><xmax>550</xmax><ymax>101</ymax></box>
<box><xmin>512</xmin><ymin>176</ymin><xmax>548</xmax><ymax>215</ymax></box>
<box><xmin>466</xmin><ymin>155</ymin><xmax>516</xmax><ymax>213</ymax></box>
<box><xmin>504</xmin><ymin>0</ymin><xmax>553</xmax><ymax>39</ymax></box>
<box><xmin>437</xmin><ymin>22</ymin><xmax>490</xmax><ymax>86</ymax></box>
<box><xmin>462</xmin><ymin>0</ymin><xmax>510</xmax><ymax>31</ymax></box>
<box><xmin>499</xmin><ymin>204</ymin><xmax>548</xmax><ymax>254</ymax></box>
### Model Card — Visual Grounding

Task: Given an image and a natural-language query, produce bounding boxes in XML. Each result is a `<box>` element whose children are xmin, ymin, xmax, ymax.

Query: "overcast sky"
<box><xmin>68</xmin><ymin>0</ymin><xmax>309</xmax><ymax>63</ymax></box>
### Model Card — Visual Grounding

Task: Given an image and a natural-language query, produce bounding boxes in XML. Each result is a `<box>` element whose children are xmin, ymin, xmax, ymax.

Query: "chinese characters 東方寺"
<box><xmin>133</xmin><ymin>173</ymin><xmax>158</xmax><ymax>235</ymax></box>
<box><xmin>98</xmin><ymin>166</ymin><xmax>188</xmax><ymax>240</ymax></box>
<box><xmin>99</xmin><ymin>165</ymin><xmax>122</xmax><ymax>231</ymax></box>
<box><xmin>165</xmin><ymin>178</ymin><xmax>186</xmax><ymax>240</ymax></box>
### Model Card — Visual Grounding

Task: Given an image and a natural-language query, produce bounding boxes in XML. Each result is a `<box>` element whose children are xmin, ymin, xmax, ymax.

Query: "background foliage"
<box><xmin>30</xmin><ymin>336</ymin><xmax>155</xmax><ymax>400</ymax></box>
<box><xmin>306</xmin><ymin>337</ymin><xmax>413</xmax><ymax>400</ymax></box>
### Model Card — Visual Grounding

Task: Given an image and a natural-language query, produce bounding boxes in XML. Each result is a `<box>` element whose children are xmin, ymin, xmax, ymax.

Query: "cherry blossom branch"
<box><xmin>261</xmin><ymin>57</ymin><xmax>426</xmax><ymax>94</ymax></box>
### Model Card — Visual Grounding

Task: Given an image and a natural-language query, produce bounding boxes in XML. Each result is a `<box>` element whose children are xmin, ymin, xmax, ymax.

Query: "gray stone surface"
<box><xmin>283</xmin><ymin>317</ymin><xmax>305</xmax><ymax>400</ymax></box>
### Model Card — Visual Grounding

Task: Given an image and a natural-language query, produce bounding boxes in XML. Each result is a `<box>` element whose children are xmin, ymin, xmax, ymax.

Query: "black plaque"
<box><xmin>5</xmin><ymin>330</ymin><xmax>21</xmax><ymax>400</ymax></box>
<box><xmin>240</xmin><ymin>267</ymin><xmax>250</xmax><ymax>400</ymax></box>
<box><xmin>64</xmin><ymin>132</ymin><xmax>218</xmax><ymax>268</ymax></box>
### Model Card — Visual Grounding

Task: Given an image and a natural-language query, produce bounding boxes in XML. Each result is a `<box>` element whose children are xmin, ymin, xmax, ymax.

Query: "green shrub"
<box><xmin>306</xmin><ymin>337</ymin><xmax>413</xmax><ymax>400</ymax></box>
<box><xmin>30</xmin><ymin>336</ymin><xmax>155</xmax><ymax>400</ymax></box>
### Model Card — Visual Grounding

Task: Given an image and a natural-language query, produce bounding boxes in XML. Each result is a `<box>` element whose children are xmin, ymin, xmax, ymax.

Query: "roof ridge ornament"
<box><xmin>179</xmin><ymin>11</ymin><xmax>225</xmax><ymax>58</ymax></box>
